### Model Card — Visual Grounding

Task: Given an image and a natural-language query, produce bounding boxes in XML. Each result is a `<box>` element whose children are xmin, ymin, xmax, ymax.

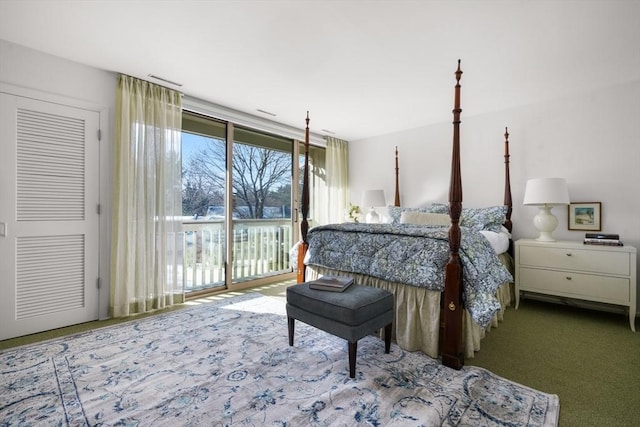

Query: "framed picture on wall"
<box><xmin>568</xmin><ymin>202</ymin><xmax>601</xmax><ymax>231</ymax></box>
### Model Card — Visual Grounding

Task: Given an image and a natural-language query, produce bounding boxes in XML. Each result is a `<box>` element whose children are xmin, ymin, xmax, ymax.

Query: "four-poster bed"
<box><xmin>295</xmin><ymin>61</ymin><xmax>514</xmax><ymax>370</ymax></box>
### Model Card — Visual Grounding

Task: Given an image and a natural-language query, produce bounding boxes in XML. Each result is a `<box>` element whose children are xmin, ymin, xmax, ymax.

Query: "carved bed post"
<box><xmin>296</xmin><ymin>112</ymin><xmax>310</xmax><ymax>283</ymax></box>
<box><xmin>442</xmin><ymin>60</ymin><xmax>464</xmax><ymax>370</ymax></box>
<box><xmin>394</xmin><ymin>146</ymin><xmax>401</xmax><ymax>207</ymax></box>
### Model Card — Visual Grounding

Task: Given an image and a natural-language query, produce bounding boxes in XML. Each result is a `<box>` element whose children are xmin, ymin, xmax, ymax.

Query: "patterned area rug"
<box><xmin>1</xmin><ymin>293</ymin><xmax>559</xmax><ymax>426</ymax></box>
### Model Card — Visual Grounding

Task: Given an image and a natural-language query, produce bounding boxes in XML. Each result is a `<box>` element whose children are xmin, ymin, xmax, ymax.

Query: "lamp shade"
<box><xmin>523</xmin><ymin>178</ymin><xmax>570</xmax><ymax>206</ymax></box>
<box><xmin>362</xmin><ymin>189</ymin><xmax>386</xmax><ymax>208</ymax></box>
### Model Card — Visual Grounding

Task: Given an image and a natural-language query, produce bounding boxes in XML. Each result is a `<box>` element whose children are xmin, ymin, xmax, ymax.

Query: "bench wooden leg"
<box><xmin>384</xmin><ymin>323</ymin><xmax>392</xmax><ymax>354</ymax></box>
<box><xmin>348</xmin><ymin>341</ymin><xmax>357</xmax><ymax>378</ymax></box>
<box><xmin>288</xmin><ymin>317</ymin><xmax>294</xmax><ymax>346</ymax></box>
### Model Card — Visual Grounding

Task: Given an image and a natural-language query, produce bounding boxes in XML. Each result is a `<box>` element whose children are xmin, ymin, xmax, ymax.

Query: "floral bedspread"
<box><xmin>304</xmin><ymin>223</ymin><xmax>513</xmax><ymax>328</ymax></box>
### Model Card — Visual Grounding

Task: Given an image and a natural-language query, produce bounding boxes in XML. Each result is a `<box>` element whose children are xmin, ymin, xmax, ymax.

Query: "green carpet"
<box><xmin>470</xmin><ymin>298</ymin><xmax>640</xmax><ymax>427</ymax></box>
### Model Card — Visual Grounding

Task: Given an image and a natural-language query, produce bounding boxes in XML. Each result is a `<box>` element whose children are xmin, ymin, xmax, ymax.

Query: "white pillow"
<box><xmin>499</xmin><ymin>225</ymin><xmax>512</xmax><ymax>238</ymax></box>
<box><xmin>400</xmin><ymin>211</ymin><xmax>450</xmax><ymax>226</ymax></box>
<box><xmin>480</xmin><ymin>230</ymin><xmax>510</xmax><ymax>254</ymax></box>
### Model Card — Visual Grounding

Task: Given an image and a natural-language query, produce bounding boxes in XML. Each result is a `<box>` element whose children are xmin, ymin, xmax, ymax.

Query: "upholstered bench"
<box><xmin>286</xmin><ymin>282</ymin><xmax>394</xmax><ymax>378</ymax></box>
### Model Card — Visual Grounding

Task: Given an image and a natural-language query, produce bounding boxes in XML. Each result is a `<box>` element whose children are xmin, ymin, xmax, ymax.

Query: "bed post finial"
<box><xmin>297</xmin><ymin>111</ymin><xmax>311</xmax><ymax>283</ymax></box>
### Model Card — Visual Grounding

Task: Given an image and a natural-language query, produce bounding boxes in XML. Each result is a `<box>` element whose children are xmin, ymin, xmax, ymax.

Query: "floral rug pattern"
<box><xmin>0</xmin><ymin>293</ymin><xmax>558</xmax><ymax>426</ymax></box>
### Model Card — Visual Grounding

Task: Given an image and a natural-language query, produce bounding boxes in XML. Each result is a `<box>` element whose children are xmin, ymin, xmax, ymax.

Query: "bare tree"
<box><xmin>232</xmin><ymin>144</ymin><xmax>290</xmax><ymax>218</ymax></box>
<box><xmin>182</xmin><ymin>136</ymin><xmax>225</xmax><ymax>217</ymax></box>
<box><xmin>183</xmin><ymin>138</ymin><xmax>291</xmax><ymax>219</ymax></box>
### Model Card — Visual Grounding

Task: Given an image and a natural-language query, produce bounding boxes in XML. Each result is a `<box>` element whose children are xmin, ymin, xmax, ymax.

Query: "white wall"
<box><xmin>349</xmin><ymin>78</ymin><xmax>640</xmax><ymax>313</ymax></box>
<box><xmin>0</xmin><ymin>39</ymin><xmax>117</xmax><ymax>319</ymax></box>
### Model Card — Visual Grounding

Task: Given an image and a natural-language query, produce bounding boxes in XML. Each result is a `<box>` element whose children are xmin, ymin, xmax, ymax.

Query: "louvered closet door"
<box><xmin>0</xmin><ymin>94</ymin><xmax>100</xmax><ymax>340</ymax></box>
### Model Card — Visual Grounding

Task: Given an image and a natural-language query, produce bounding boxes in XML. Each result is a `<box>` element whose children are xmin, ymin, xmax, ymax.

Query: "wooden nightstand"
<box><xmin>515</xmin><ymin>239</ymin><xmax>637</xmax><ymax>331</ymax></box>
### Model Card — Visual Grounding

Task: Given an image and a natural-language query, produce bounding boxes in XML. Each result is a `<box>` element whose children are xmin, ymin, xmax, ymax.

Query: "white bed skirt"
<box><xmin>305</xmin><ymin>265</ymin><xmax>513</xmax><ymax>359</ymax></box>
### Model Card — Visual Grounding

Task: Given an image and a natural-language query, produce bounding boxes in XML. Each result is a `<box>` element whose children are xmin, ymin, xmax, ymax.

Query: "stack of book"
<box><xmin>308</xmin><ymin>275</ymin><xmax>354</xmax><ymax>292</ymax></box>
<box><xmin>583</xmin><ymin>233</ymin><xmax>623</xmax><ymax>246</ymax></box>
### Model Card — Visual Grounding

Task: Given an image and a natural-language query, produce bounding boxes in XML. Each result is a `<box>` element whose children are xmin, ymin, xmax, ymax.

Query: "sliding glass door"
<box><xmin>180</xmin><ymin>112</ymin><xmax>295</xmax><ymax>292</ymax></box>
<box><xmin>231</xmin><ymin>127</ymin><xmax>292</xmax><ymax>283</ymax></box>
<box><xmin>181</xmin><ymin>113</ymin><xmax>227</xmax><ymax>291</ymax></box>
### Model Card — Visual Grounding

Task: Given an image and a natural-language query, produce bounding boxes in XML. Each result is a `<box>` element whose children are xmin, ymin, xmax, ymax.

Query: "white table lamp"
<box><xmin>362</xmin><ymin>189</ymin><xmax>386</xmax><ymax>224</ymax></box>
<box><xmin>523</xmin><ymin>178</ymin><xmax>570</xmax><ymax>242</ymax></box>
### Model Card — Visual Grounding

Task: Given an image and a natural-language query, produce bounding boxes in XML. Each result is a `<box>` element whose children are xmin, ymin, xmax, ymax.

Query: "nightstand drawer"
<box><xmin>519</xmin><ymin>267</ymin><xmax>630</xmax><ymax>305</ymax></box>
<box><xmin>519</xmin><ymin>245</ymin><xmax>630</xmax><ymax>276</ymax></box>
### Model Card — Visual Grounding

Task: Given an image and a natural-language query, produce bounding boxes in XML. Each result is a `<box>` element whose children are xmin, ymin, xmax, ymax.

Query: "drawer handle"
<box><xmin>566</xmin><ymin>276</ymin><xmax>572</xmax><ymax>280</ymax></box>
<box><xmin>565</xmin><ymin>253</ymin><xmax>572</xmax><ymax>256</ymax></box>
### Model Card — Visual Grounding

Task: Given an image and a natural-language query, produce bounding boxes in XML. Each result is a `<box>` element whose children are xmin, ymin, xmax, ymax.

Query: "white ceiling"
<box><xmin>1</xmin><ymin>0</ymin><xmax>638</xmax><ymax>141</ymax></box>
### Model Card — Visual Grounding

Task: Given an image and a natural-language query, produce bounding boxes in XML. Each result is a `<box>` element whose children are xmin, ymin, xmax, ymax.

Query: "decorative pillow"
<box><xmin>400</xmin><ymin>211</ymin><xmax>450</xmax><ymax>226</ymax></box>
<box><xmin>428</xmin><ymin>204</ymin><xmax>445</xmax><ymax>219</ymax></box>
<box><xmin>387</xmin><ymin>206</ymin><xmax>436</xmax><ymax>224</ymax></box>
<box><xmin>430</xmin><ymin>204</ymin><xmax>507</xmax><ymax>232</ymax></box>
<box><xmin>386</xmin><ymin>206</ymin><xmax>404</xmax><ymax>224</ymax></box>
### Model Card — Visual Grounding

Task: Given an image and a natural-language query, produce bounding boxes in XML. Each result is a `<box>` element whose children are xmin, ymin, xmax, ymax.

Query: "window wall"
<box><xmin>180</xmin><ymin>111</ymin><xmax>301</xmax><ymax>292</ymax></box>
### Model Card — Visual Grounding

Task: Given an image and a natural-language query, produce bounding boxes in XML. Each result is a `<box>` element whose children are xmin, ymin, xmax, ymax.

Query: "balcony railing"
<box><xmin>181</xmin><ymin>219</ymin><xmax>293</xmax><ymax>291</ymax></box>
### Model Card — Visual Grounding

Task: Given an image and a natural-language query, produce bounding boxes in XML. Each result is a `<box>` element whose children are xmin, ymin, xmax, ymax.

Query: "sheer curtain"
<box><xmin>308</xmin><ymin>144</ymin><xmax>327</xmax><ymax>225</ymax></box>
<box><xmin>324</xmin><ymin>136</ymin><xmax>349</xmax><ymax>224</ymax></box>
<box><xmin>110</xmin><ymin>75</ymin><xmax>183</xmax><ymax>317</ymax></box>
